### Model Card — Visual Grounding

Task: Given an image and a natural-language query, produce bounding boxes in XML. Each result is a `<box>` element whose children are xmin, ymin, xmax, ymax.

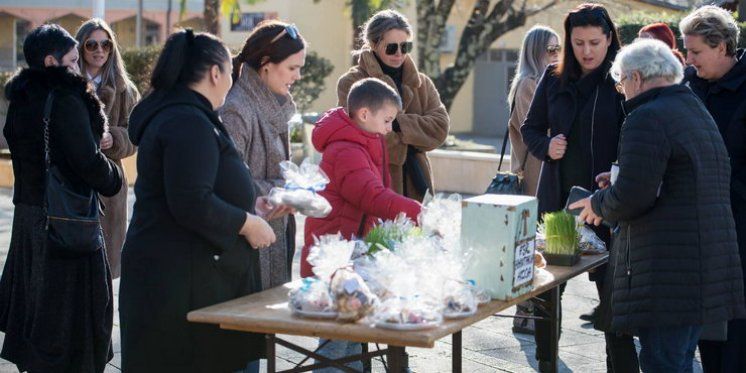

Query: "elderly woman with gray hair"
<box><xmin>570</xmin><ymin>38</ymin><xmax>745</xmax><ymax>372</ymax></box>
<box><xmin>679</xmin><ymin>6</ymin><xmax>746</xmax><ymax>370</ymax></box>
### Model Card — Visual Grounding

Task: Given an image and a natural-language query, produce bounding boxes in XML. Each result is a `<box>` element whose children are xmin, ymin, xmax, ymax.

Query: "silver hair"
<box><xmin>611</xmin><ymin>38</ymin><xmax>684</xmax><ymax>84</ymax></box>
<box><xmin>507</xmin><ymin>25</ymin><xmax>560</xmax><ymax>105</ymax></box>
<box><xmin>680</xmin><ymin>5</ymin><xmax>740</xmax><ymax>56</ymax></box>
<box><xmin>358</xmin><ymin>9</ymin><xmax>412</xmax><ymax>52</ymax></box>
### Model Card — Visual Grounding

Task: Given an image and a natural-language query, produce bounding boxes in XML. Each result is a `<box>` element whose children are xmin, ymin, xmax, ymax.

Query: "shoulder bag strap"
<box><xmin>42</xmin><ymin>90</ymin><xmax>55</xmax><ymax>216</ymax></box>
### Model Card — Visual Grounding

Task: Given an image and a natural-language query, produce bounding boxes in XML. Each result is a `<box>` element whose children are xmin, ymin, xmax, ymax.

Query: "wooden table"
<box><xmin>188</xmin><ymin>253</ymin><xmax>608</xmax><ymax>373</ymax></box>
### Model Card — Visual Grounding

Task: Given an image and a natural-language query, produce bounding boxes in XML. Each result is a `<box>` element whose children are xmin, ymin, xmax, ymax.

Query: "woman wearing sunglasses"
<box><xmin>221</xmin><ymin>20</ymin><xmax>304</xmax><ymax>288</ymax></box>
<box><xmin>75</xmin><ymin>18</ymin><xmax>140</xmax><ymax>279</ymax></box>
<box><xmin>519</xmin><ymin>4</ymin><xmax>638</xmax><ymax>372</ymax></box>
<box><xmin>338</xmin><ymin>9</ymin><xmax>449</xmax><ymax>202</ymax></box>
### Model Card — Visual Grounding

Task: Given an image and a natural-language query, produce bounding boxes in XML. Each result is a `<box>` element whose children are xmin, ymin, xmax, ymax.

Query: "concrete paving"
<box><xmin>0</xmin><ymin>187</ymin><xmax>704</xmax><ymax>372</ymax></box>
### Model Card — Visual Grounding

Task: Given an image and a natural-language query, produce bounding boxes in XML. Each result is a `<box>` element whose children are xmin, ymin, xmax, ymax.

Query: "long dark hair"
<box><xmin>555</xmin><ymin>3</ymin><xmax>621</xmax><ymax>84</ymax></box>
<box><xmin>150</xmin><ymin>29</ymin><xmax>229</xmax><ymax>93</ymax></box>
<box><xmin>232</xmin><ymin>20</ymin><xmax>306</xmax><ymax>81</ymax></box>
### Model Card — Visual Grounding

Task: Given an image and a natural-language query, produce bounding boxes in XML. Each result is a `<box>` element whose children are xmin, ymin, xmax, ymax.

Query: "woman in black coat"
<box><xmin>679</xmin><ymin>5</ymin><xmax>746</xmax><ymax>371</ymax></box>
<box><xmin>520</xmin><ymin>4</ymin><xmax>637</xmax><ymax>372</ymax></box>
<box><xmin>0</xmin><ymin>25</ymin><xmax>122</xmax><ymax>372</ymax></box>
<box><xmin>119</xmin><ymin>30</ymin><xmax>289</xmax><ymax>373</ymax></box>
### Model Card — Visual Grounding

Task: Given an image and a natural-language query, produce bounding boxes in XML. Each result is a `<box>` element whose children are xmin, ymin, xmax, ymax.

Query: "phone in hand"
<box><xmin>564</xmin><ymin>186</ymin><xmax>612</xmax><ymax>228</ymax></box>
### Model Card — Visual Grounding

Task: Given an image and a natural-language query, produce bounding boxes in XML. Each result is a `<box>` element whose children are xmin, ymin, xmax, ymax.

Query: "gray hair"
<box><xmin>358</xmin><ymin>9</ymin><xmax>412</xmax><ymax>52</ymax></box>
<box><xmin>680</xmin><ymin>5</ymin><xmax>740</xmax><ymax>56</ymax></box>
<box><xmin>611</xmin><ymin>38</ymin><xmax>684</xmax><ymax>84</ymax></box>
<box><xmin>507</xmin><ymin>25</ymin><xmax>560</xmax><ymax>105</ymax></box>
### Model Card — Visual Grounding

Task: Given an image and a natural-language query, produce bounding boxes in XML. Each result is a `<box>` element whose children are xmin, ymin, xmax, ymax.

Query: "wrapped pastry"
<box><xmin>330</xmin><ymin>268</ymin><xmax>378</xmax><ymax>322</ymax></box>
<box><xmin>288</xmin><ymin>277</ymin><xmax>335</xmax><ymax>314</ymax></box>
<box><xmin>374</xmin><ymin>297</ymin><xmax>443</xmax><ymax>329</ymax></box>
<box><xmin>268</xmin><ymin>159</ymin><xmax>332</xmax><ymax>218</ymax></box>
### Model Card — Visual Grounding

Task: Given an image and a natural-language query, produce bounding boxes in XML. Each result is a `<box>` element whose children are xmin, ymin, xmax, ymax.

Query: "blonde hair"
<box><xmin>680</xmin><ymin>5</ymin><xmax>740</xmax><ymax>56</ymax></box>
<box><xmin>75</xmin><ymin>18</ymin><xmax>134</xmax><ymax>91</ymax></box>
<box><xmin>508</xmin><ymin>25</ymin><xmax>560</xmax><ymax>105</ymax></box>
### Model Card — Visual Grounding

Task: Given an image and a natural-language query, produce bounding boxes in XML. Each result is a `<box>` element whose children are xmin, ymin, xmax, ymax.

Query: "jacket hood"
<box><xmin>312</xmin><ymin>107</ymin><xmax>383</xmax><ymax>158</ymax></box>
<box><xmin>129</xmin><ymin>87</ymin><xmax>217</xmax><ymax>145</ymax></box>
<box><xmin>623</xmin><ymin>84</ymin><xmax>691</xmax><ymax>114</ymax></box>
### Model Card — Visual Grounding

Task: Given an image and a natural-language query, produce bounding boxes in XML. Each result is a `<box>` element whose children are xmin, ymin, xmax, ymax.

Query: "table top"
<box><xmin>188</xmin><ymin>253</ymin><xmax>608</xmax><ymax>348</ymax></box>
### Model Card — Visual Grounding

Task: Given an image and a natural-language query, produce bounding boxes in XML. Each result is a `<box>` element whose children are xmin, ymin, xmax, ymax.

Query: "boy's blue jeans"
<box><xmin>313</xmin><ymin>339</ymin><xmax>363</xmax><ymax>372</ymax></box>
<box><xmin>638</xmin><ymin>324</ymin><xmax>702</xmax><ymax>373</ymax></box>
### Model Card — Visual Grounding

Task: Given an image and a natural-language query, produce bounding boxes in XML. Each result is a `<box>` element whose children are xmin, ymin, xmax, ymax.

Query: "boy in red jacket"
<box><xmin>301</xmin><ymin>78</ymin><xmax>422</xmax><ymax>371</ymax></box>
<box><xmin>301</xmin><ymin>78</ymin><xmax>422</xmax><ymax>278</ymax></box>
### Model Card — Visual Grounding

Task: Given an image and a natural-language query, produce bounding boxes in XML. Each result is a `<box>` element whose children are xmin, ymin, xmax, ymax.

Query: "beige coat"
<box><xmin>509</xmin><ymin>77</ymin><xmax>543</xmax><ymax>197</ymax></box>
<box><xmin>98</xmin><ymin>77</ymin><xmax>139</xmax><ymax>279</ymax></box>
<box><xmin>220</xmin><ymin>64</ymin><xmax>296</xmax><ymax>290</ymax></box>
<box><xmin>337</xmin><ymin>50</ymin><xmax>450</xmax><ymax>201</ymax></box>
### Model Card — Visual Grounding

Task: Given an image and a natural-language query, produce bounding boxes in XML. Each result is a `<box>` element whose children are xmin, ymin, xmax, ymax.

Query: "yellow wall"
<box><xmin>51</xmin><ymin>14</ymin><xmax>87</xmax><ymax>36</ymax></box>
<box><xmin>0</xmin><ymin>15</ymin><xmax>15</xmax><ymax>70</ymax></box>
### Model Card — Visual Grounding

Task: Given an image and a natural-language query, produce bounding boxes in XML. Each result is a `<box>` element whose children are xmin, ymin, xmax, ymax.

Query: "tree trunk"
<box><xmin>739</xmin><ymin>0</ymin><xmax>745</xmax><ymax>22</ymax></box>
<box><xmin>166</xmin><ymin>0</ymin><xmax>172</xmax><ymax>35</ymax></box>
<box><xmin>418</xmin><ymin>0</ymin><xmax>556</xmax><ymax>111</ymax></box>
<box><xmin>205</xmin><ymin>0</ymin><xmax>221</xmax><ymax>36</ymax></box>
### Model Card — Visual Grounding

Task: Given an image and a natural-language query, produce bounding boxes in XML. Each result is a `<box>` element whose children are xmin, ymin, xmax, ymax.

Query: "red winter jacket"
<box><xmin>300</xmin><ymin>107</ymin><xmax>421</xmax><ymax>278</ymax></box>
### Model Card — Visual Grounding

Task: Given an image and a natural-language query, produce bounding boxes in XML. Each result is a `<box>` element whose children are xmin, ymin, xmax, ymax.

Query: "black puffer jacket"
<box><xmin>591</xmin><ymin>85</ymin><xmax>745</xmax><ymax>333</ymax></box>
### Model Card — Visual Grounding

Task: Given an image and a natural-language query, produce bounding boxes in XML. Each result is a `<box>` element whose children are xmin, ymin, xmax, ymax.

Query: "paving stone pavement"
<box><xmin>0</xmin><ymin>187</ymin><xmax>704</xmax><ymax>372</ymax></box>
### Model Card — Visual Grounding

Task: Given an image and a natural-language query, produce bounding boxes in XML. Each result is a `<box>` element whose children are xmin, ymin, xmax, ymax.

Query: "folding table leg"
<box><xmin>387</xmin><ymin>346</ymin><xmax>407</xmax><ymax>373</ymax></box>
<box><xmin>548</xmin><ymin>286</ymin><xmax>560</xmax><ymax>373</ymax></box>
<box><xmin>267</xmin><ymin>334</ymin><xmax>276</xmax><ymax>373</ymax></box>
<box><xmin>453</xmin><ymin>331</ymin><xmax>462</xmax><ymax>373</ymax></box>
<box><xmin>361</xmin><ymin>343</ymin><xmax>372</xmax><ymax>372</ymax></box>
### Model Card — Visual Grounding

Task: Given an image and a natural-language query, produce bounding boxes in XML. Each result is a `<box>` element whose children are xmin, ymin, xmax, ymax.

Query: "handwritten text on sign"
<box><xmin>513</xmin><ymin>239</ymin><xmax>535</xmax><ymax>288</ymax></box>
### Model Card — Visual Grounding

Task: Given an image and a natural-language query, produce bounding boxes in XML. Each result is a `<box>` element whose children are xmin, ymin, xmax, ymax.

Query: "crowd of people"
<box><xmin>0</xmin><ymin>2</ymin><xmax>742</xmax><ymax>373</ymax></box>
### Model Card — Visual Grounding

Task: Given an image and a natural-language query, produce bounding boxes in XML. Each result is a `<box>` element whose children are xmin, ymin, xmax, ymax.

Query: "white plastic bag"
<box><xmin>268</xmin><ymin>159</ymin><xmax>332</xmax><ymax>218</ymax></box>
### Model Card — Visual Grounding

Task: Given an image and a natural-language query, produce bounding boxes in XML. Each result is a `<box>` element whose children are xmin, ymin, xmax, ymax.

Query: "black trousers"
<box><xmin>699</xmin><ymin>318</ymin><xmax>746</xmax><ymax>373</ymax></box>
<box><xmin>534</xmin><ymin>276</ymin><xmax>639</xmax><ymax>372</ymax></box>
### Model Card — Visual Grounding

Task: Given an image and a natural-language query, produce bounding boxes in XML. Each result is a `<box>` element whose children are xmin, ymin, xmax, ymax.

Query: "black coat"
<box><xmin>521</xmin><ymin>63</ymin><xmax>624</xmax><ymax>214</ymax></box>
<box><xmin>684</xmin><ymin>50</ymin><xmax>746</xmax><ymax>302</ymax></box>
<box><xmin>0</xmin><ymin>67</ymin><xmax>122</xmax><ymax>372</ymax></box>
<box><xmin>120</xmin><ymin>88</ymin><xmax>264</xmax><ymax>372</ymax></box>
<box><xmin>591</xmin><ymin>85</ymin><xmax>746</xmax><ymax>334</ymax></box>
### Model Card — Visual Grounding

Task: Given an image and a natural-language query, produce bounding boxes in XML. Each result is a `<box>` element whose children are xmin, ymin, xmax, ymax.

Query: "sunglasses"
<box><xmin>384</xmin><ymin>41</ymin><xmax>413</xmax><ymax>56</ymax></box>
<box><xmin>84</xmin><ymin>39</ymin><xmax>112</xmax><ymax>53</ymax></box>
<box><xmin>270</xmin><ymin>24</ymin><xmax>299</xmax><ymax>44</ymax></box>
<box><xmin>546</xmin><ymin>45</ymin><xmax>562</xmax><ymax>55</ymax></box>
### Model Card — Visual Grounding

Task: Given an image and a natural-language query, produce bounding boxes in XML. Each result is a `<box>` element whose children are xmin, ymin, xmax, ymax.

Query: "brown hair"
<box><xmin>75</xmin><ymin>18</ymin><xmax>134</xmax><ymax>90</ymax></box>
<box><xmin>232</xmin><ymin>20</ymin><xmax>306</xmax><ymax>81</ymax></box>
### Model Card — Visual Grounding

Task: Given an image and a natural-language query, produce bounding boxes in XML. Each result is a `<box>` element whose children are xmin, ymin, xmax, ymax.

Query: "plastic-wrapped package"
<box><xmin>419</xmin><ymin>193</ymin><xmax>462</xmax><ymax>249</ymax></box>
<box><xmin>307</xmin><ymin>234</ymin><xmax>356</xmax><ymax>281</ymax></box>
<box><xmin>466</xmin><ymin>280</ymin><xmax>491</xmax><ymax>306</ymax></box>
<box><xmin>268</xmin><ymin>159</ymin><xmax>332</xmax><ymax>218</ymax></box>
<box><xmin>330</xmin><ymin>268</ymin><xmax>378</xmax><ymax>322</ymax></box>
<box><xmin>288</xmin><ymin>277</ymin><xmax>336</xmax><ymax>318</ymax></box>
<box><xmin>578</xmin><ymin>225</ymin><xmax>607</xmax><ymax>254</ymax></box>
<box><xmin>442</xmin><ymin>280</ymin><xmax>478</xmax><ymax>318</ymax></box>
<box><xmin>373</xmin><ymin>297</ymin><xmax>443</xmax><ymax>330</ymax></box>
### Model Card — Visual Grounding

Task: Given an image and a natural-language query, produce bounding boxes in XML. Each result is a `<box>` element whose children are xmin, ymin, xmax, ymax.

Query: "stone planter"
<box><xmin>428</xmin><ymin>149</ymin><xmax>509</xmax><ymax>195</ymax></box>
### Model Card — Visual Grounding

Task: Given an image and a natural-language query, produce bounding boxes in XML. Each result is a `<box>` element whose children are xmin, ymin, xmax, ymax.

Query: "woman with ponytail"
<box><xmin>220</xmin><ymin>20</ymin><xmax>306</xmax><ymax>291</ymax></box>
<box><xmin>119</xmin><ymin>29</ymin><xmax>292</xmax><ymax>372</ymax></box>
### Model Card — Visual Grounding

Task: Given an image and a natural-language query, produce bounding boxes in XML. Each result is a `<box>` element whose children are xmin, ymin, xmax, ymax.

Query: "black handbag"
<box><xmin>42</xmin><ymin>91</ymin><xmax>104</xmax><ymax>253</ymax></box>
<box><xmin>485</xmin><ymin>102</ymin><xmax>530</xmax><ymax>196</ymax></box>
